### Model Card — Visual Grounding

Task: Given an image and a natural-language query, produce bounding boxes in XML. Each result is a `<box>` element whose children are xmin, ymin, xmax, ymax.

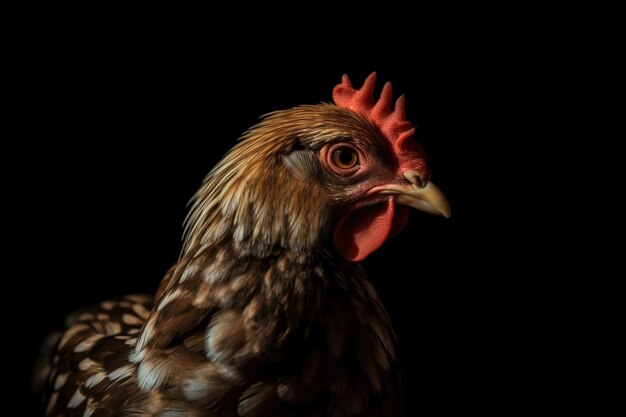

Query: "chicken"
<box><xmin>35</xmin><ymin>72</ymin><xmax>450</xmax><ymax>417</ymax></box>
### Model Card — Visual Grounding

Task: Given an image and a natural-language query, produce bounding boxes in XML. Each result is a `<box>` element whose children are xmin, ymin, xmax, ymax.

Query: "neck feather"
<box><xmin>182</xmin><ymin>127</ymin><xmax>329</xmax><ymax>258</ymax></box>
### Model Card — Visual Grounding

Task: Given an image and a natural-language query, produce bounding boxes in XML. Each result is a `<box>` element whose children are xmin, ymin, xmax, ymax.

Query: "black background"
<box><xmin>8</xmin><ymin>16</ymin><xmax>561</xmax><ymax>415</ymax></box>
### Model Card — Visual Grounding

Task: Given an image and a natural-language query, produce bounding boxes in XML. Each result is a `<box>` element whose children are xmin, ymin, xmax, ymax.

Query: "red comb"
<box><xmin>333</xmin><ymin>72</ymin><xmax>416</xmax><ymax>152</ymax></box>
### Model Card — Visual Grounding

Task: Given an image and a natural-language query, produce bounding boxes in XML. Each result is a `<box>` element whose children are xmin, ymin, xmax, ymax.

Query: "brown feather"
<box><xmin>37</xmin><ymin>103</ymin><xmax>405</xmax><ymax>416</ymax></box>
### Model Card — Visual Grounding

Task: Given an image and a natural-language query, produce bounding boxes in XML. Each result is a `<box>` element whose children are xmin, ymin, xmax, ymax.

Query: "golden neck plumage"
<box><xmin>182</xmin><ymin>117</ymin><xmax>330</xmax><ymax>259</ymax></box>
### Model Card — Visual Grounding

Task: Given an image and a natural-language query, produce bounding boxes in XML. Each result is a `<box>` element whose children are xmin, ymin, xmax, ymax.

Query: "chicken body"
<box><xmin>36</xmin><ymin>74</ymin><xmax>449</xmax><ymax>416</ymax></box>
<box><xmin>40</xmin><ymin>246</ymin><xmax>399</xmax><ymax>417</ymax></box>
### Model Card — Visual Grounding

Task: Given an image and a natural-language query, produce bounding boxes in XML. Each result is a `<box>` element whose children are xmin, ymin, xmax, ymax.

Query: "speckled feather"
<box><xmin>36</xmin><ymin>104</ymin><xmax>406</xmax><ymax>416</ymax></box>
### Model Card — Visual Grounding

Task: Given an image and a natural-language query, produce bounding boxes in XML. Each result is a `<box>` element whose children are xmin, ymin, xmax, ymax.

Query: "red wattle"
<box><xmin>390</xmin><ymin>206</ymin><xmax>409</xmax><ymax>238</ymax></box>
<box><xmin>333</xmin><ymin>199</ymin><xmax>403</xmax><ymax>262</ymax></box>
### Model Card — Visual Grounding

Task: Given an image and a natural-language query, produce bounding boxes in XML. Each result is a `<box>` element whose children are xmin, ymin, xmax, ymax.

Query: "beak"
<box><xmin>379</xmin><ymin>181</ymin><xmax>451</xmax><ymax>218</ymax></box>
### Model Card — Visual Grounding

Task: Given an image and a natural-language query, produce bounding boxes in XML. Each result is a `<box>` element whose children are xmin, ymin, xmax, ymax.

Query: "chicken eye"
<box><xmin>332</xmin><ymin>148</ymin><xmax>358</xmax><ymax>169</ymax></box>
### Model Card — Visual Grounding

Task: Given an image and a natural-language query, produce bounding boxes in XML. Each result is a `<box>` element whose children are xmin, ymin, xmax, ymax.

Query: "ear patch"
<box><xmin>281</xmin><ymin>149</ymin><xmax>320</xmax><ymax>182</ymax></box>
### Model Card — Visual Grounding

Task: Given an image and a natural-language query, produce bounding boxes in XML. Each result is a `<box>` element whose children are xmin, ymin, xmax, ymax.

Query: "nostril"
<box><xmin>403</xmin><ymin>170</ymin><xmax>426</xmax><ymax>188</ymax></box>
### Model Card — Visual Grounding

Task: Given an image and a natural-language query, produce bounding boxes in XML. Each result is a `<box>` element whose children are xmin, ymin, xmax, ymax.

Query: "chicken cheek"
<box><xmin>333</xmin><ymin>198</ymin><xmax>407</xmax><ymax>262</ymax></box>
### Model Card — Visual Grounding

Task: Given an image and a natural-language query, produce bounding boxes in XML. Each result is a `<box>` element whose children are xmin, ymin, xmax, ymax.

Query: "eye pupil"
<box><xmin>338</xmin><ymin>149</ymin><xmax>354</xmax><ymax>165</ymax></box>
<box><xmin>330</xmin><ymin>146</ymin><xmax>359</xmax><ymax>170</ymax></box>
